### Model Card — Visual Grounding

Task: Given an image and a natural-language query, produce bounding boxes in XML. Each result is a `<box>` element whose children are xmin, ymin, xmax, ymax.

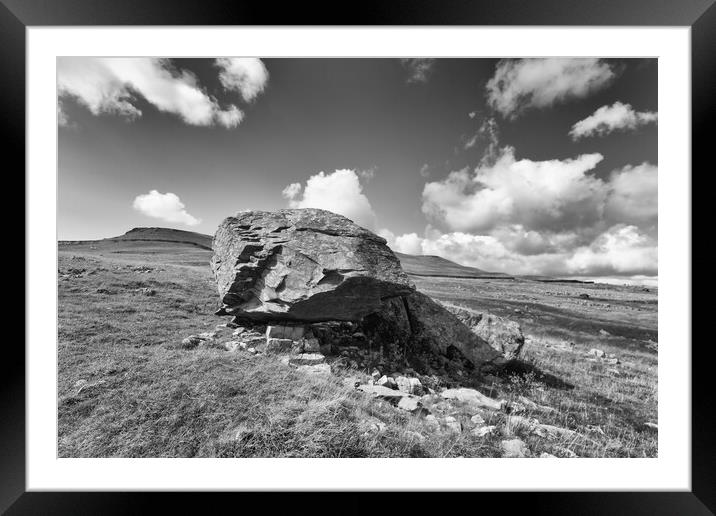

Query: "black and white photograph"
<box><xmin>55</xmin><ymin>56</ymin><xmax>660</xmax><ymax>459</ymax></box>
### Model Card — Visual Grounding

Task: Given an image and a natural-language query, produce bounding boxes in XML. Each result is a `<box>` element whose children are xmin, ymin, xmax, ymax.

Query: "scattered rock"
<box><xmin>376</xmin><ymin>375</ymin><xmax>398</xmax><ymax>389</ymax></box>
<box><xmin>397</xmin><ymin>396</ymin><xmax>423</xmax><ymax>413</ymax></box>
<box><xmin>501</xmin><ymin>438</ymin><xmax>530</xmax><ymax>458</ymax></box>
<box><xmin>644</xmin><ymin>422</ymin><xmax>658</xmax><ymax>431</ymax></box>
<box><xmin>470</xmin><ymin>414</ymin><xmax>486</xmax><ymax>426</ymax></box>
<box><xmin>599</xmin><ymin>329</ymin><xmax>611</xmax><ymax>336</ymax></box>
<box><xmin>540</xmin><ymin>452</ymin><xmax>557</xmax><ymax>458</ymax></box>
<box><xmin>587</xmin><ymin>348</ymin><xmax>606</xmax><ymax>358</ymax></box>
<box><xmin>579</xmin><ymin>293</ymin><xmax>590</xmax><ymax>299</ymax></box>
<box><xmin>181</xmin><ymin>335</ymin><xmax>204</xmax><ymax>349</ymax></box>
<box><xmin>472</xmin><ymin>313</ymin><xmax>525</xmax><ymax>358</ymax></box>
<box><xmin>442</xmin><ymin>416</ymin><xmax>462</xmax><ymax>434</ymax></box>
<box><xmin>288</xmin><ymin>353</ymin><xmax>326</xmax><ymax>366</ymax></box>
<box><xmin>356</xmin><ymin>384</ymin><xmax>414</xmax><ymax>402</ymax></box>
<box><xmin>396</xmin><ymin>376</ymin><xmax>423</xmax><ymax>395</ymax></box>
<box><xmin>224</xmin><ymin>341</ymin><xmax>240</xmax><ymax>352</ymax></box>
<box><xmin>471</xmin><ymin>425</ymin><xmax>496</xmax><ymax>437</ymax></box>
<box><xmin>136</xmin><ymin>287</ymin><xmax>156</xmax><ymax>296</ymax></box>
<box><xmin>441</xmin><ymin>388</ymin><xmax>503</xmax><ymax>411</ymax></box>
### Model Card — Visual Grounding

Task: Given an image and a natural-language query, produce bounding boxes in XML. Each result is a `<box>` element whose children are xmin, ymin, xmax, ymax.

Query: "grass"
<box><xmin>58</xmin><ymin>244</ymin><xmax>657</xmax><ymax>458</ymax></box>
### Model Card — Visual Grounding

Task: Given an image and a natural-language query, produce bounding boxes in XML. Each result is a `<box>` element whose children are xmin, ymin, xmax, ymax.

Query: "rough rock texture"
<box><xmin>211</xmin><ymin>209</ymin><xmax>413</xmax><ymax>322</ymax></box>
<box><xmin>444</xmin><ymin>304</ymin><xmax>524</xmax><ymax>358</ymax></box>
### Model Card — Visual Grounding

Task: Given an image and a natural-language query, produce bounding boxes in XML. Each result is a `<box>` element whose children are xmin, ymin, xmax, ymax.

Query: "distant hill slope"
<box><xmin>109</xmin><ymin>227</ymin><xmax>213</xmax><ymax>250</ymax></box>
<box><xmin>393</xmin><ymin>252</ymin><xmax>512</xmax><ymax>279</ymax></box>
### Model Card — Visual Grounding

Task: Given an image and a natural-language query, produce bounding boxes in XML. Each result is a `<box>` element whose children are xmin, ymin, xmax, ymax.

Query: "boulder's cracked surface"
<box><xmin>211</xmin><ymin>209</ymin><xmax>413</xmax><ymax>322</ymax></box>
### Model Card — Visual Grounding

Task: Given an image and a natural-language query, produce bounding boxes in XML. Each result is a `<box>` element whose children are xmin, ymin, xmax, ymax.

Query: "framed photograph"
<box><xmin>6</xmin><ymin>0</ymin><xmax>712</xmax><ymax>512</ymax></box>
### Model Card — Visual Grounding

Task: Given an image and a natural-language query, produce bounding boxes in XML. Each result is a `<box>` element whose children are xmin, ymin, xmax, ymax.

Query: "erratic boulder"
<box><xmin>211</xmin><ymin>209</ymin><xmax>413</xmax><ymax>322</ymax></box>
<box><xmin>211</xmin><ymin>208</ymin><xmax>506</xmax><ymax>373</ymax></box>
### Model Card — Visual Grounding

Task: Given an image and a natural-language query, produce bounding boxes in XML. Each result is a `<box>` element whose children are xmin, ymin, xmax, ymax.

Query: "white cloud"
<box><xmin>386</xmin><ymin>225</ymin><xmax>657</xmax><ymax>278</ymax></box>
<box><xmin>408</xmin><ymin>145</ymin><xmax>658</xmax><ymax>278</ymax></box>
<box><xmin>57</xmin><ymin>100</ymin><xmax>71</xmax><ymax>127</ymax></box>
<box><xmin>419</xmin><ymin>164</ymin><xmax>431</xmax><ymax>178</ymax></box>
<box><xmin>281</xmin><ymin>182</ymin><xmax>302</xmax><ymax>200</ymax></box>
<box><xmin>566</xmin><ymin>224</ymin><xmax>657</xmax><ymax>276</ymax></box>
<box><xmin>215</xmin><ymin>105</ymin><xmax>245</xmax><ymax>128</ymax></box>
<box><xmin>569</xmin><ymin>101</ymin><xmax>657</xmax><ymax>140</ymax></box>
<box><xmin>468</xmin><ymin>111</ymin><xmax>477</xmax><ymax>119</ymax></box>
<box><xmin>215</xmin><ymin>58</ymin><xmax>269</xmax><ymax>102</ymax></box>
<box><xmin>132</xmin><ymin>190</ymin><xmax>201</xmax><ymax>226</ymax></box>
<box><xmin>400</xmin><ymin>58</ymin><xmax>436</xmax><ymax>83</ymax></box>
<box><xmin>422</xmin><ymin>147</ymin><xmax>607</xmax><ymax>234</ymax></box>
<box><xmin>57</xmin><ymin>57</ymin><xmax>251</xmax><ymax>128</ymax></box>
<box><xmin>359</xmin><ymin>167</ymin><xmax>377</xmax><ymax>182</ymax></box>
<box><xmin>394</xmin><ymin>233</ymin><xmax>423</xmax><ymax>255</ymax></box>
<box><xmin>605</xmin><ymin>162</ymin><xmax>658</xmax><ymax>226</ymax></box>
<box><xmin>282</xmin><ymin>169</ymin><xmax>377</xmax><ymax>229</ymax></box>
<box><xmin>486</xmin><ymin>58</ymin><xmax>616</xmax><ymax>118</ymax></box>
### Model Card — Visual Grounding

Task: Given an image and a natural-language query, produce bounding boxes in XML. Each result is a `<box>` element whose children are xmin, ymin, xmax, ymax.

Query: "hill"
<box><xmin>109</xmin><ymin>227</ymin><xmax>213</xmax><ymax>250</ymax></box>
<box><xmin>394</xmin><ymin>252</ymin><xmax>512</xmax><ymax>279</ymax></box>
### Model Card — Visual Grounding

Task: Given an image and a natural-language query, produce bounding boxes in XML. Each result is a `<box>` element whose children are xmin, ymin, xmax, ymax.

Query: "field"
<box><xmin>57</xmin><ymin>235</ymin><xmax>658</xmax><ymax>458</ymax></box>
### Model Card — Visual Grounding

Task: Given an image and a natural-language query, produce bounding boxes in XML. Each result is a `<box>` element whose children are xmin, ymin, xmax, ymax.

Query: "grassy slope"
<box><xmin>393</xmin><ymin>252</ymin><xmax>511</xmax><ymax>279</ymax></box>
<box><xmin>58</xmin><ymin>241</ymin><xmax>657</xmax><ymax>458</ymax></box>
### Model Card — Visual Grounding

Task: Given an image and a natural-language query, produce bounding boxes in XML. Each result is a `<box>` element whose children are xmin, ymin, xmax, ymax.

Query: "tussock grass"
<box><xmin>58</xmin><ymin>248</ymin><xmax>657</xmax><ymax>458</ymax></box>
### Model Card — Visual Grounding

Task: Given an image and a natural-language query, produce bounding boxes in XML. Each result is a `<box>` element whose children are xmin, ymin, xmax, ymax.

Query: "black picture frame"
<box><xmin>3</xmin><ymin>0</ymin><xmax>711</xmax><ymax>513</ymax></box>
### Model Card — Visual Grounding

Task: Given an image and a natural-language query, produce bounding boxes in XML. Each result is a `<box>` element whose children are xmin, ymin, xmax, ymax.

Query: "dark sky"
<box><xmin>58</xmin><ymin>57</ymin><xmax>657</xmax><ymax>282</ymax></box>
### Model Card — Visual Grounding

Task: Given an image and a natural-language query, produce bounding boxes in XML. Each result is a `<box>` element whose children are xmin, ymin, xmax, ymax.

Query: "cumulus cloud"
<box><xmin>405</xmin><ymin>145</ymin><xmax>658</xmax><ymax>278</ymax></box>
<box><xmin>400</xmin><ymin>58</ymin><xmax>436</xmax><ymax>83</ymax></box>
<box><xmin>566</xmin><ymin>224</ymin><xmax>657</xmax><ymax>276</ymax></box>
<box><xmin>386</xmin><ymin>225</ymin><xmax>657</xmax><ymax>278</ymax></box>
<box><xmin>281</xmin><ymin>182</ymin><xmax>302</xmax><ymax>200</ymax></box>
<box><xmin>422</xmin><ymin>147</ymin><xmax>607</xmax><ymax>234</ymax></box>
<box><xmin>215</xmin><ymin>58</ymin><xmax>269</xmax><ymax>102</ymax></box>
<box><xmin>569</xmin><ymin>101</ymin><xmax>657</xmax><ymax>140</ymax></box>
<box><xmin>57</xmin><ymin>57</ymin><xmax>257</xmax><ymax>128</ymax></box>
<box><xmin>132</xmin><ymin>190</ymin><xmax>201</xmax><ymax>226</ymax></box>
<box><xmin>282</xmin><ymin>169</ymin><xmax>377</xmax><ymax>229</ymax></box>
<box><xmin>419</xmin><ymin>163</ymin><xmax>431</xmax><ymax>178</ymax></box>
<box><xmin>486</xmin><ymin>58</ymin><xmax>616</xmax><ymax>118</ymax></box>
<box><xmin>605</xmin><ymin>162</ymin><xmax>658</xmax><ymax>226</ymax></box>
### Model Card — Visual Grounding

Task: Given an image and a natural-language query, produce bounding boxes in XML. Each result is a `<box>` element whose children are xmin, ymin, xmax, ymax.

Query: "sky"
<box><xmin>58</xmin><ymin>57</ymin><xmax>657</xmax><ymax>283</ymax></box>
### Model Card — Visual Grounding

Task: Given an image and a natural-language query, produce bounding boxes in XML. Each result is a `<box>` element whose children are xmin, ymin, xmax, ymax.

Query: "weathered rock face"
<box><xmin>359</xmin><ymin>291</ymin><xmax>503</xmax><ymax>371</ymax></box>
<box><xmin>211</xmin><ymin>209</ymin><xmax>413</xmax><ymax>322</ymax></box>
<box><xmin>444</xmin><ymin>305</ymin><xmax>524</xmax><ymax>359</ymax></box>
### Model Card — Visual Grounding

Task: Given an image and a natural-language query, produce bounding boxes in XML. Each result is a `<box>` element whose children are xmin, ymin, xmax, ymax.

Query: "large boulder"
<box><xmin>211</xmin><ymin>209</ymin><xmax>413</xmax><ymax>322</ymax></box>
